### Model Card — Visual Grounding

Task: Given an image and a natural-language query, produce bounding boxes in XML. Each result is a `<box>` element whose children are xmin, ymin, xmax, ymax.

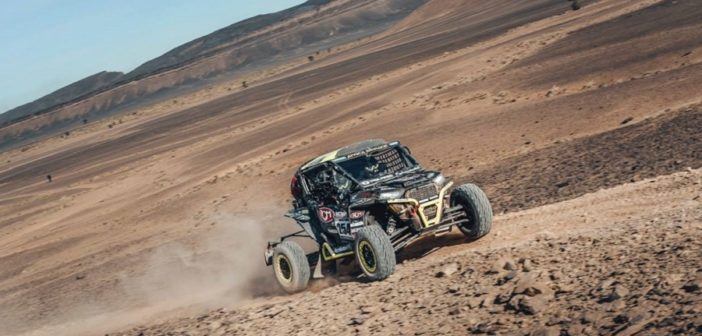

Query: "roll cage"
<box><xmin>292</xmin><ymin>142</ymin><xmax>418</xmax><ymax>207</ymax></box>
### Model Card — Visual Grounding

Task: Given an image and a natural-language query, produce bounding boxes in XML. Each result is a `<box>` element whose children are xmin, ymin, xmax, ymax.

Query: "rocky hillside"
<box><xmin>110</xmin><ymin>169</ymin><xmax>702</xmax><ymax>336</ymax></box>
<box><xmin>1</xmin><ymin>0</ymin><xmax>699</xmax><ymax>335</ymax></box>
<box><xmin>0</xmin><ymin>0</ymin><xmax>426</xmax><ymax>138</ymax></box>
<box><xmin>125</xmin><ymin>0</ymin><xmax>338</xmax><ymax>78</ymax></box>
<box><xmin>0</xmin><ymin>71</ymin><xmax>123</xmax><ymax>126</ymax></box>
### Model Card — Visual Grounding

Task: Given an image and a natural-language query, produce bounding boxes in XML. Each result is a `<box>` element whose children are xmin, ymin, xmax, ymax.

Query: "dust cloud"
<box><xmin>7</xmin><ymin>211</ymin><xmax>282</xmax><ymax>336</ymax></box>
<box><xmin>123</xmin><ymin>213</ymin><xmax>275</xmax><ymax>306</ymax></box>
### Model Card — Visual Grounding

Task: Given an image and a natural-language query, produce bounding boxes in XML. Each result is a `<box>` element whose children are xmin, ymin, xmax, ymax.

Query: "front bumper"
<box><xmin>388</xmin><ymin>182</ymin><xmax>454</xmax><ymax>228</ymax></box>
<box><xmin>389</xmin><ymin>203</ymin><xmax>468</xmax><ymax>251</ymax></box>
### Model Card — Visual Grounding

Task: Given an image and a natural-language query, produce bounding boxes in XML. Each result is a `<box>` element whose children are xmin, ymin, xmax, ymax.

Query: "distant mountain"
<box><xmin>0</xmin><ymin>0</ymin><xmax>426</xmax><ymax>132</ymax></box>
<box><xmin>125</xmin><ymin>0</ymin><xmax>337</xmax><ymax>79</ymax></box>
<box><xmin>122</xmin><ymin>0</ymin><xmax>427</xmax><ymax>82</ymax></box>
<box><xmin>0</xmin><ymin>71</ymin><xmax>123</xmax><ymax>125</ymax></box>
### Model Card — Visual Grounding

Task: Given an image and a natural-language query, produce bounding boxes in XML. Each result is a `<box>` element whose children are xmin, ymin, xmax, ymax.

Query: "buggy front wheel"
<box><xmin>450</xmin><ymin>183</ymin><xmax>493</xmax><ymax>240</ymax></box>
<box><xmin>354</xmin><ymin>225</ymin><xmax>396</xmax><ymax>281</ymax></box>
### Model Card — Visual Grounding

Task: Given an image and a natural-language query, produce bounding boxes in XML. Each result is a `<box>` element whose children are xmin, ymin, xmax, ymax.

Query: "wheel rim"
<box><xmin>358</xmin><ymin>240</ymin><xmax>377</xmax><ymax>273</ymax></box>
<box><xmin>275</xmin><ymin>254</ymin><xmax>293</xmax><ymax>283</ymax></box>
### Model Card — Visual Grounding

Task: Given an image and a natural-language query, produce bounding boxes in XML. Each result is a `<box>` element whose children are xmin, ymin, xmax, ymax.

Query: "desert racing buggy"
<box><xmin>264</xmin><ymin>140</ymin><xmax>492</xmax><ymax>293</ymax></box>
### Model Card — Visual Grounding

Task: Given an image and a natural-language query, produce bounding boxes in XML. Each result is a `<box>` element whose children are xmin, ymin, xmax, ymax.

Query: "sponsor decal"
<box><xmin>335</xmin><ymin>211</ymin><xmax>347</xmax><ymax>218</ymax></box>
<box><xmin>338</xmin><ymin>221</ymin><xmax>351</xmax><ymax>235</ymax></box>
<box><xmin>346</xmin><ymin>144</ymin><xmax>390</xmax><ymax>159</ymax></box>
<box><xmin>350</xmin><ymin>221</ymin><xmax>364</xmax><ymax>228</ymax></box>
<box><xmin>350</xmin><ymin>211</ymin><xmax>365</xmax><ymax>219</ymax></box>
<box><xmin>318</xmin><ymin>207</ymin><xmax>335</xmax><ymax>223</ymax></box>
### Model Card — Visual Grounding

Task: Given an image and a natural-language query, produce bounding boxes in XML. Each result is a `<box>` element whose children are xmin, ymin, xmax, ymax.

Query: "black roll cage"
<box><xmin>296</xmin><ymin>143</ymin><xmax>416</xmax><ymax>202</ymax></box>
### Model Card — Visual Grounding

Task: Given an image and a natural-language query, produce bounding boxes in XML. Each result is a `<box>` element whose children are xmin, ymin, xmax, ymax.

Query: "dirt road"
<box><xmin>110</xmin><ymin>169</ymin><xmax>702</xmax><ymax>336</ymax></box>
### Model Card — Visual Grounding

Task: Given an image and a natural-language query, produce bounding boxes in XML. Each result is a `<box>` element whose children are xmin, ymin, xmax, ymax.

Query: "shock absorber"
<box><xmin>389</xmin><ymin>203</ymin><xmax>422</xmax><ymax>231</ymax></box>
<box><xmin>386</xmin><ymin>216</ymin><xmax>397</xmax><ymax>235</ymax></box>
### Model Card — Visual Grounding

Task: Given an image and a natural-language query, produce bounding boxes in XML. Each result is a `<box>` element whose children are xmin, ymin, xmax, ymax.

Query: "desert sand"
<box><xmin>0</xmin><ymin>0</ymin><xmax>700</xmax><ymax>335</ymax></box>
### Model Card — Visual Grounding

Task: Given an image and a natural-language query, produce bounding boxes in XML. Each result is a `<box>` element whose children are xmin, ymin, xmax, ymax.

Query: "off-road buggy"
<box><xmin>264</xmin><ymin>140</ymin><xmax>492</xmax><ymax>293</ymax></box>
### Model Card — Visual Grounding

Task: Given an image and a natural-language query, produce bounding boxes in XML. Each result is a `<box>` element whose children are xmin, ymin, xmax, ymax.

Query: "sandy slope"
<box><xmin>1</xmin><ymin>0</ymin><xmax>701</xmax><ymax>335</ymax></box>
<box><xmin>110</xmin><ymin>169</ymin><xmax>702</xmax><ymax>336</ymax></box>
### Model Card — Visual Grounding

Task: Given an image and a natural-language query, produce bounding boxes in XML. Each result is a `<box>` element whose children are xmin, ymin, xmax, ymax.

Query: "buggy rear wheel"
<box><xmin>450</xmin><ymin>183</ymin><xmax>493</xmax><ymax>240</ymax></box>
<box><xmin>273</xmin><ymin>241</ymin><xmax>310</xmax><ymax>293</ymax></box>
<box><xmin>354</xmin><ymin>225</ymin><xmax>396</xmax><ymax>281</ymax></box>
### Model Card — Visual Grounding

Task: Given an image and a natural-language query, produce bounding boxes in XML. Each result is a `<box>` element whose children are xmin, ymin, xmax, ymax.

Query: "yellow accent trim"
<box><xmin>321</xmin><ymin>242</ymin><xmax>354</xmax><ymax>261</ymax></box>
<box><xmin>387</xmin><ymin>198</ymin><xmax>419</xmax><ymax>206</ymax></box>
<box><xmin>301</xmin><ymin>149</ymin><xmax>341</xmax><ymax>170</ymax></box>
<box><xmin>418</xmin><ymin>182</ymin><xmax>453</xmax><ymax>227</ymax></box>
<box><xmin>274</xmin><ymin>254</ymin><xmax>293</xmax><ymax>283</ymax></box>
<box><xmin>358</xmin><ymin>240</ymin><xmax>377</xmax><ymax>273</ymax></box>
<box><xmin>389</xmin><ymin>182</ymin><xmax>453</xmax><ymax>228</ymax></box>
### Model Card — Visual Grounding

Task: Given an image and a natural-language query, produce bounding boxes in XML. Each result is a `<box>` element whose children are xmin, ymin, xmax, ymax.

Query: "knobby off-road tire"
<box><xmin>451</xmin><ymin>183</ymin><xmax>493</xmax><ymax>240</ymax></box>
<box><xmin>273</xmin><ymin>240</ymin><xmax>310</xmax><ymax>293</ymax></box>
<box><xmin>355</xmin><ymin>225</ymin><xmax>396</xmax><ymax>281</ymax></box>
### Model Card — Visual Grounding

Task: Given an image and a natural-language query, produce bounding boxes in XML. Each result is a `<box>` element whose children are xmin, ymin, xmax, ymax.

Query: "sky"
<box><xmin>0</xmin><ymin>0</ymin><xmax>304</xmax><ymax>113</ymax></box>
